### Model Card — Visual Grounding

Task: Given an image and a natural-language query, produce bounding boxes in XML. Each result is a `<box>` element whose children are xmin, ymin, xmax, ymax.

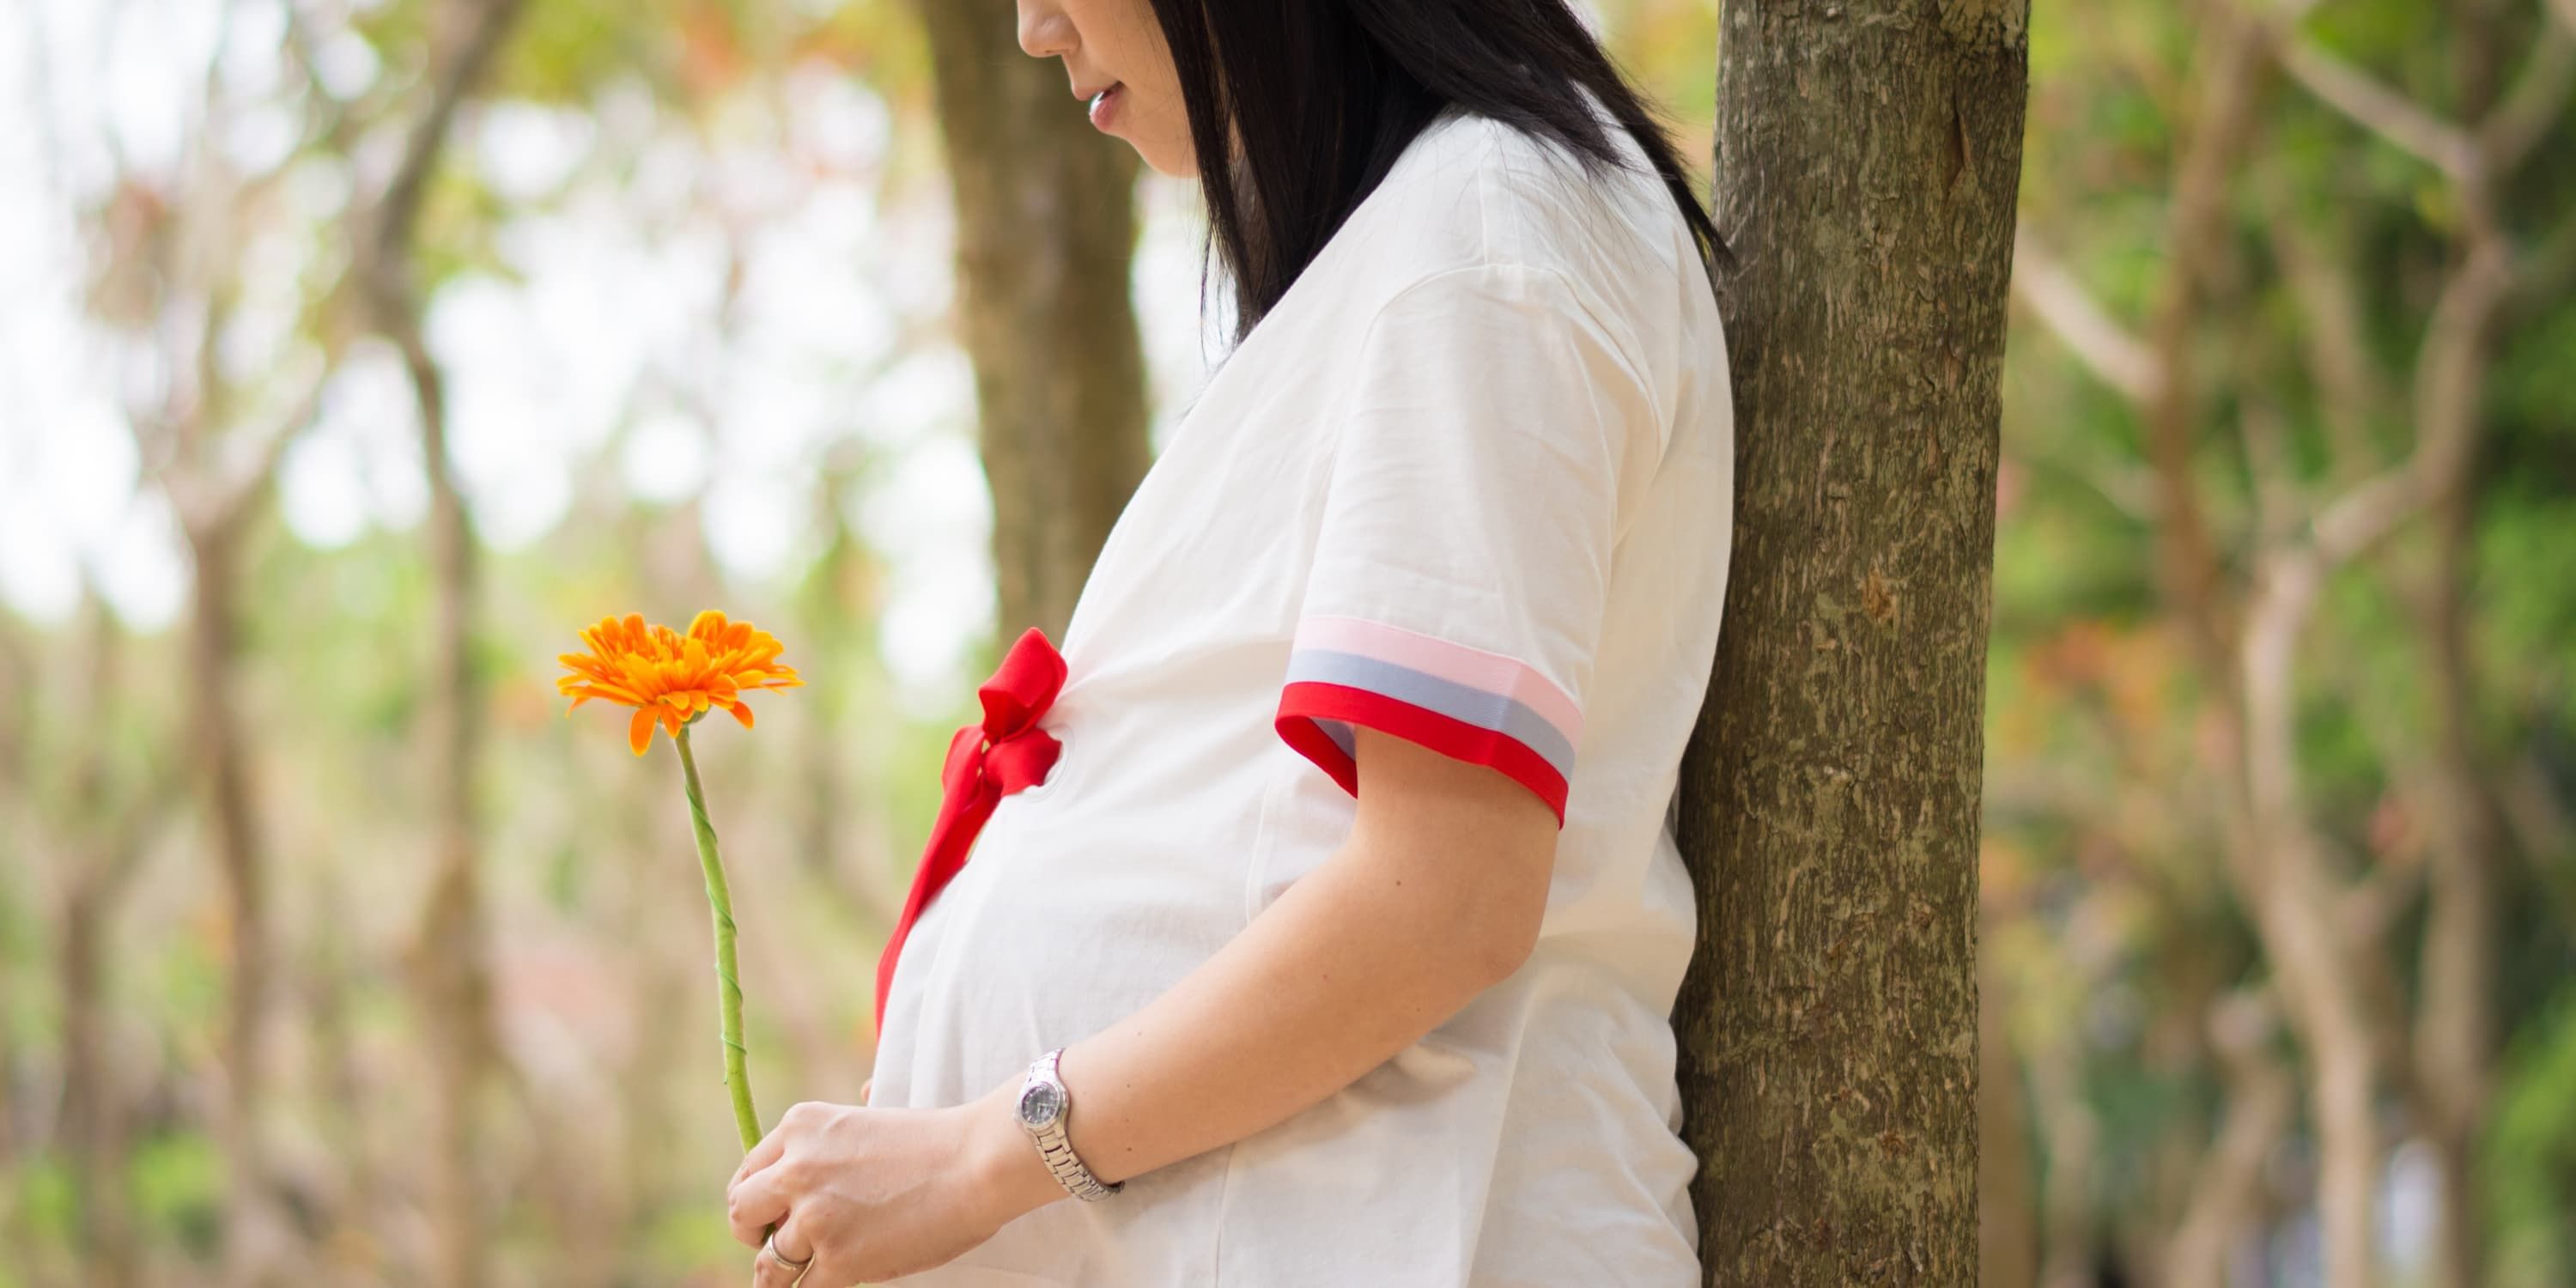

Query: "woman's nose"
<box><xmin>1017</xmin><ymin>2</ymin><xmax>1077</xmax><ymax>59</ymax></box>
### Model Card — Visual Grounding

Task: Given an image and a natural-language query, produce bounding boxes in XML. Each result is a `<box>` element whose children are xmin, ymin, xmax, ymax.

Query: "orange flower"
<box><xmin>557</xmin><ymin>611</ymin><xmax>804</xmax><ymax>755</ymax></box>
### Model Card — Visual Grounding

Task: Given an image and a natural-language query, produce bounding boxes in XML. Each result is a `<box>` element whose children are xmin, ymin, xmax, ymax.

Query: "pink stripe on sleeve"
<box><xmin>1291</xmin><ymin>616</ymin><xmax>1583</xmax><ymax>748</ymax></box>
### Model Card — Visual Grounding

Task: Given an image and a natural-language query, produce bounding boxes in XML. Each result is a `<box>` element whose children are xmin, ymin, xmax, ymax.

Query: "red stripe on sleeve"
<box><xmin>1275</xmin><ymin>680</ymin><xmax>1571</xmax><ymax>826</ymax></box>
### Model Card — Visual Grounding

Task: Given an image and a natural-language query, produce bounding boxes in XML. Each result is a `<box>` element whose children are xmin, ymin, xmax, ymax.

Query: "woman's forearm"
<box><xmin>964</xmin><ymin>729</ymin><xmax>1558</xmax><ymax>1213</ymax></box>
<box><xmin>1065</xmin><ymin>829</ymin><xmax>1522</xmax><ymax>1182</ymax></box>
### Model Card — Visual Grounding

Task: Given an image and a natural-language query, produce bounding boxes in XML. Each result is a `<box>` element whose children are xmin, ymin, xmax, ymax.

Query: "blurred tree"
<box><xmin>343</xmin><ymin>3</ymin><xmax>531</xmax><ymax>1285</ymax></box>
<box><xmin>114</xmin><ymin>196</ymin><xmax>332</xmax><ymax>1288</ymax></box>
<box><xmin>52</xmin><ymin>597</ymin><xmax>164</xmax><ymax>1288</ymax></box>
<box><xmin>2005</xmin><ymin>0</ymin><xmax>2576</xmax><ymax>1280</ymax></box>
<box><xmin>907</xmin><ymin>0</ymin><xmax>1151</xmax><ymax>638</ymax></box>
<box><xmin>1669</xmin><ymin>3</ymin><xmax>2030</xmax><ymax>1285</ymax></box>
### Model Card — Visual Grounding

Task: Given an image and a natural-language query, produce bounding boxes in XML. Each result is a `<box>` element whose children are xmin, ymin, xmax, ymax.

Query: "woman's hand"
<box><xmin>726</xmin><ymin>1082</ymin><xmax>1062</xmax><ymax>1285</ymax></box>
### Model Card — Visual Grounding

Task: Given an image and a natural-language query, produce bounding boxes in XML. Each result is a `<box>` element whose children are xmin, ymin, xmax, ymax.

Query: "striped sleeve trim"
<box><xmin>1273</xmin><ymin>617</ymin><xmax>1581</xmax><ymax>825</ymax></box>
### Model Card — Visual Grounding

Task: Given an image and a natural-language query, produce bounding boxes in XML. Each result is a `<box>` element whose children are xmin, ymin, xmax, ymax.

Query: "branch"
<box><xmin>2166</xmin><ymin>991</ymin><xmax>2294</xmax><ymax>1288</ymax></box>
<box><xmin>2478</xmin><ymin>17</ymin><xmax>2576</xmax><ymax>172</ymax></box>
<box><xmin>2275</xmin><ymin>35</ymin><xmax>2478</xmax><ymax>179</ymax></box>
<box><xmin>2011</xmin><ymin>230</ymin><xmax>2166</xmax><ymax>404</ymax></box>
<box><xmin>2143</xmin><ymin>9</ymin><xmax>2270</xmax><ymax>678</ymax></box>
<box><xmin>2259</xmin><ymin>190</ymin><xmax>2383</xmax><ymax>484</ymax></box>
<box><xmin>359</xmin><ymin>0</ymin><xmax>531</xmax><ymax>313</ymax></box>
<box><xmin>2518</xmin><ymin>208</ymin><xmax>2576</xmax><ymax>313</ymax></box>
<box><xmin>2308</xmin><ymin>239</ymin><xmax>2513</xmax><ymax>568</ymax></box>
<box><xmin>2500</xmin><ymin>752</ymin><xmax>2576</xmax><ymax>924</ymax></box>
<box><xmin>207</xmin><ymin>346</ymin><xmax>336</xmax><ymax>531</ymax></box>
<box><xmin>280</xmin><ymin>3</ymin><xmax>362</xmax><ymax>158</ymax></box>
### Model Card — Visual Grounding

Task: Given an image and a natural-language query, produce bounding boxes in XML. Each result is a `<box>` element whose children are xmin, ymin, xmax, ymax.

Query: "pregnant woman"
<box><xmin>727</xmin><ymin>0</ymin><xmax>1734</xmax><ymax>1283</ymax></box>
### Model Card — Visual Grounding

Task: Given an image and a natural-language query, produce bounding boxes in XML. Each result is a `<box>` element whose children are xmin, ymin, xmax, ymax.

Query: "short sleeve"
<box><xmin>1274</xmin><ymin>262</ymin><xmax>1661</xmax><ymax>827</ymax></box>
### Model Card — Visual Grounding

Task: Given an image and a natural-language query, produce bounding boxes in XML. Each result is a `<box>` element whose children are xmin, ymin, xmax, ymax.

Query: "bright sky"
<box><xmin>0</xmin><ymin>0</ymin><xmax>1214</xmax><ymax>700</ymax></box>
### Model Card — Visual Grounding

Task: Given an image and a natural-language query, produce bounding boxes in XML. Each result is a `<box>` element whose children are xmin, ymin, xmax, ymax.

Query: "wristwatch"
<box><xmin>1016</xmin><ymin>1048</ymin><xmax>1122</xmax><ymax>1201</ymax></box>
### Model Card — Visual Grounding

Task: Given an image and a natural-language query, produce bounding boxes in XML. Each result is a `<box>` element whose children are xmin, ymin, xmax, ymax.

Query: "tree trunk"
<box><xmin>2412</xmin><ymin>16</ymin><xmax>2512</xmax><ymax>1285</ymax></box>
<box><xmin>190</xmin><ymin>518</ymin><xmax>289</xmax><ymax>1288</ymax></box>
<box><xmin>61</xmin><ymin>604</ymin><xmax>147</xmax><ymax>1288</ymax></box>
<box><xmin>2164</xmin><ymin>994</ymin><xmax>2293</xmax><ymax>1288</ymax></box>
<box><xmin>302</xmin><ymin>862</ymin><xmax>385</xmax><ymax>1277</ymax></box>
<box><xmin>2414</xmin><ymin>474</ymin><xmax>2500</xmax><ymax>1288</ymax></box>
<box><xmin>1672</xmin><ymin>3</ymin><xmax>2028</xmax><ymax>1284</ymax></box>
<box><xmin>908</xmin><ymin>0</ymin><xmax>1152</xmax><ymax>639</ymax></box>
<box><xmin>391</xmin><ymin>270</ymin><xmax>504</xmax><ymax>1288</ymax></box>
<box><xmin>353</xmin><ymin>5</ymin><xmax>527</xmax><ymax>1285</ymax></box>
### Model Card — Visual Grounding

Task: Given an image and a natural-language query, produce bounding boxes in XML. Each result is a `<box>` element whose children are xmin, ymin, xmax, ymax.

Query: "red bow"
<box><xmin>874</xmin><ymin>627</ymin><xmax>1067</xmax><ymax>1031</ymax></box>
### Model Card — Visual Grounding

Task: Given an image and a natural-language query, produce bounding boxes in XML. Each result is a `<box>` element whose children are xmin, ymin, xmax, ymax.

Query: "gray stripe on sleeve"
<box><xmin>1283</xmin><ymin>649</ymin><xmax>1577</xmax><ymax>780</ymax></box>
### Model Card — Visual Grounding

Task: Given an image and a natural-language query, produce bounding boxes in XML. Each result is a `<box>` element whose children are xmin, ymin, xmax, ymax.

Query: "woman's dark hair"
<box><xmin>1140</xmin><ymin>0</ymin><xmax>1723</xmax><ymax>344</ymax></box>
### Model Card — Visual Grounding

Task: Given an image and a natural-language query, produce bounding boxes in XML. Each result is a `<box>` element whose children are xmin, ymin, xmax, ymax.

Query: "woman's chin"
<box><xmin>1115</xmin><ymin>125</ymin><xmax>1195</xmax><ymax>179</ymax></box>
<box><xmin>1137</xmin><ymin>145</ymin><xmax>1198</xmax><ymax>180</ymax></box>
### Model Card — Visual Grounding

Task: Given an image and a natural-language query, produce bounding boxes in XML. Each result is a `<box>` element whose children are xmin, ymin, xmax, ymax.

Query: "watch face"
<box><xmin>1018</xmin><ymin>1080</ymin><xmax>1065</xmax><ymax>1128</ymax></box>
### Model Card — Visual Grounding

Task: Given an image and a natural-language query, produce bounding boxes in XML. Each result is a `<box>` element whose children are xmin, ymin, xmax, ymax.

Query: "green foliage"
<box><xmin>131</xmin><ymin>1133</ymin><xmax>225</xmax><ymax>1258</ymax></box>
<box><xmin>15</xmin><ymin>1154</ymin><xmax>73</xmax><ymax>1245</ymax></box>
<box><xmin>2488</xmin><ymin>993</ymin><xmax>2576</xmax><ymax>1287</ymax></box>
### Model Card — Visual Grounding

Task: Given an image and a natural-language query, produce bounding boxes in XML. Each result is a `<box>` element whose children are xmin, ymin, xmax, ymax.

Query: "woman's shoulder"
<box><xmin>1321</xmin><ymin>100</ymin><xmax>1719</xmax><ymax>421</ymax></box>
<box><xmin>1358</xmin><ymin>99</ymin><xmax>1698</xmax><ymax>291</ymax></box>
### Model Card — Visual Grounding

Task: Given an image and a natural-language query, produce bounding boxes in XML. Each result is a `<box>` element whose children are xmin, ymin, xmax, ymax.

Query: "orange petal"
<box><xmin>562</xmin><ymin>656</ymin><xmax>625</xmax><ymax>683</ymax></box>
<box><xmin>628</xmin><ymin>708</ymin><xmax>655</xmax><ymax>756</ymax></box>
<box><xmin>728</xmin><ymin>700</ymin><xmax>756</xmax><ymax>730</ymax></box>
<box><xmin>569</xmin><ymin>683</ymin><xmax>647</xmax><ymax>708</ymax></box>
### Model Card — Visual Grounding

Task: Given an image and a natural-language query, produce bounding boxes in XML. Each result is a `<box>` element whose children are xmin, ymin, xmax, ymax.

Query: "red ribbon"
<box><xmin>874</xmin><ymin>627</ymin><xmax>1067</xmax><ymax>1031</ymax></box>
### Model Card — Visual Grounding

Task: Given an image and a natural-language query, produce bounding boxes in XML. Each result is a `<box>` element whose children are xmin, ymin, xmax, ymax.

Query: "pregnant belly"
<box><xmin>876</xmin><ymin>787</ymin><xmax>1259</xmax><ymax>1104</ymax></box>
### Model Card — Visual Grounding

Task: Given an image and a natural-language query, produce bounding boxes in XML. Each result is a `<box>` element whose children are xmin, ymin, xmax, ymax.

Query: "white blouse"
<box><xmin>875</xmin><ymin>92</ymin><xmax>1735</xmax><ymax>1287</ymax></box>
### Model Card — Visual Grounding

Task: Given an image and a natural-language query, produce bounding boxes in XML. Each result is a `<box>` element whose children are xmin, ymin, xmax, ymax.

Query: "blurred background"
<box><xmin>0</xmin><ymin>1</ymin><xmax>2569</xmax><ymax>1285</ymax></box>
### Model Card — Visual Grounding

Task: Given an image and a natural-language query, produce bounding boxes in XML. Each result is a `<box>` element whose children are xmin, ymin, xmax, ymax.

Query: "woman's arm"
<box><xmin>993</xmin><ymin>725</ymin><xmax>1560</xmax><ymax>1194</ymax></box>
<box><xmin>727</xmin><ymin>727</ymin><xmax>1560</xmax><ymax>1282</ymax></box>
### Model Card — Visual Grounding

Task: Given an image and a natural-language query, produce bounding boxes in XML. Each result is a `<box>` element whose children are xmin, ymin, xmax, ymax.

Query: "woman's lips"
<box><xmin>1088</xmin><ymin>82</ymin><xmax>1123</xmax><ymax>131</ymax></box>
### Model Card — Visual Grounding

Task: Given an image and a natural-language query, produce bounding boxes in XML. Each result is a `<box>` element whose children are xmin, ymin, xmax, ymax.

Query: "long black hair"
<box><xmin>1140</xmin><ymin>0</ymin><xmax>1723</xmax><ymax>344</ymax></box>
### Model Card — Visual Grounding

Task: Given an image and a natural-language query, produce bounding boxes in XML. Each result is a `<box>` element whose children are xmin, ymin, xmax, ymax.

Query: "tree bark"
<box><xmin>908</xmin><ymin>0</ymin><xmax>1152</xmax><ymax>639</ymax></box>
<box><xmin>1672</xmin><ymin>3</ymin><xmax>2028</xmax><ymax>1284</ymax></box>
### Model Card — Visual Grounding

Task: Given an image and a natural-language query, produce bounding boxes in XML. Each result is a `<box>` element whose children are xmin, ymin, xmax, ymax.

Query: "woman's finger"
<box><xmin>859</xmin><ymin>1078</ymin><xmax>872</xmax><ymax>1106</ymax></box>
<box><xmin>730</xmin><ymin>1119</ymin><xmax>794</xmax><ymax>1194</ymax></box>
<box><xmin>726</xmin><ymin>1165</ymin><xmax>793</xmax><ymax>1250</ymax></box>
<box><xmin>751</xmin><ymin>1215</ymin><xmax>822</xmax><ymax>1288</ymax></box>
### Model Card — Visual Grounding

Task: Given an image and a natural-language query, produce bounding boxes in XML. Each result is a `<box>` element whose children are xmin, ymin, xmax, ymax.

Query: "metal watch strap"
<box><xmin>1025</xmin><ymin>1048</ymin><xmax>1122</xmax><ymax>1201</ymax></box>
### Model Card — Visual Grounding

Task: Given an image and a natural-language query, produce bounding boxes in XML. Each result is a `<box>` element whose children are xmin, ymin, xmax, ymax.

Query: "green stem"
<box><xmin>676</xmin><ymin>724</ymin><xmax>764</xmax><ymax>1155</ymax></box>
